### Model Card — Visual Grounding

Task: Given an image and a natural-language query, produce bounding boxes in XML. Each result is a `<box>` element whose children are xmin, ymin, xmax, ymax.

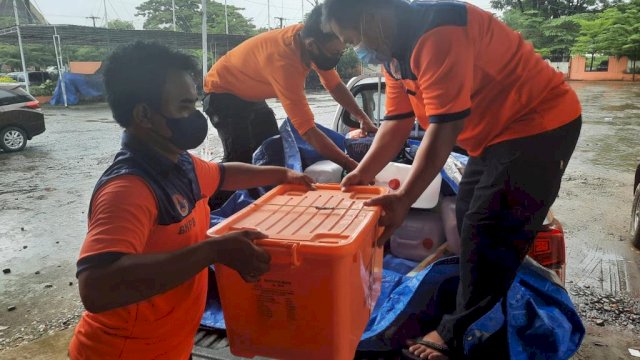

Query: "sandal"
<box><xmin>401</xmin><ymin>338</ymin><xmax>452</xmax><ymax>360</ymax></box>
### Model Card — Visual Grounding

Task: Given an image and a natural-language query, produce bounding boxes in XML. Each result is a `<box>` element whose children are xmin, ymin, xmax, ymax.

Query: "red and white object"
<box><xmin>390</xmin><ymin>210</ymin><xmax>445</xmax><ymax>262</ymax></box>
<box><xmin>375</xmin><ymin>162</ymin><xmax>442</xmax><ymax>209</ymax></box>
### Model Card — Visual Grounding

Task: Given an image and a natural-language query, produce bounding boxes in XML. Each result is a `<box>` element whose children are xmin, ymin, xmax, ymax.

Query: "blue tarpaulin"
<box><xmin>50</xmin><ymin>72</ymin><xmax>104</xmax><ymax>105</ymax></box>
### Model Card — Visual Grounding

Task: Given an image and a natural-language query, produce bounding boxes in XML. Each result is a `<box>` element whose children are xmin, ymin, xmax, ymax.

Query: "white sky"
<box><xmin>33</xmin><ymin>0</ymin><xmax>494</xmax><ymax>30</ymax></box>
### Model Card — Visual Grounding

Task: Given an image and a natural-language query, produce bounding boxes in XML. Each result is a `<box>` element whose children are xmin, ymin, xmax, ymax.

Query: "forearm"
<box><xmin>301</xmin><ymin>126</ymin><xmax>357</xmax><ymax>171</ymax></box>
<box><xmin>79</xmin><ymin>241</ymin><xmax>216</xmax><ymax>313</ymax></box>
<box><xmin>357</xmin><ymin>119</ymin><xmax>414</xmax><ymax>180</ymax></box>
<box><xmin>398</xmin><ymin>121</ymin><xmax>464</xmax><ymax>203</ymax></box>
<box><xmin>221</xmin><ymin>163</ymin><xmax>287</xmax><ymax>190</ymax></box>
<box><xmin>329</xmin><ymin>83</ymin><xmax>368</xmax><ymax>121</ymax></box>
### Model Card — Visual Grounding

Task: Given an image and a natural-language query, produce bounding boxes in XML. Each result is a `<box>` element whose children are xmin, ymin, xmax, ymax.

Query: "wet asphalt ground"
<box><xmin>1</xmin><ymin>83</ymin><xmax>639</xmax><ymax>358</ymax></box>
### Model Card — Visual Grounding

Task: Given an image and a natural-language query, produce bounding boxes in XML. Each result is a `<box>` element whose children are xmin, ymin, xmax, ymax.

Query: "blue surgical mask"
<box><xmin>162</xmin><ymin>110</ymin><xmax>208</xmax><ymax>150</ymax></box>
<box><xmin>354</xmin><ymin>42</ymin><xmax>380</xmax><ymax>65</ymax></box>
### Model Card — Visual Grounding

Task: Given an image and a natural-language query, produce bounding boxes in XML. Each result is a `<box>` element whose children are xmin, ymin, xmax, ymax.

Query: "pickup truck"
<box><xmin>191</xmin><ymin>74</ymin><xmax>568</xmax><ymax>360</ymax></box>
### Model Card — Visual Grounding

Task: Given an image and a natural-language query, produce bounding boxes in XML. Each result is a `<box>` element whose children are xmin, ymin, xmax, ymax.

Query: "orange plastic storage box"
<box><xmin>207</xmin><ymin>184</ymin><xmax>387</xmax><ymax>360</ymax></box>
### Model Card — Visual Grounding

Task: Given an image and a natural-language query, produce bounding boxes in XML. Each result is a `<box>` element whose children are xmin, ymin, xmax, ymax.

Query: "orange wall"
<box><xmin>69</xmin><ymin>61</ymin><xmax>102</xmax><ymax>75</ymax></box>
<box><xmin>569</xmin><ymin>56</ymin><xmax>635</xmax><ymax>81</ymax></box>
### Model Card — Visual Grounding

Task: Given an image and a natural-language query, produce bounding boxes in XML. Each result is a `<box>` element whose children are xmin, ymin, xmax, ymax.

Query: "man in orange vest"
<box><xmin>324</xmin><ymin>0</ymin><xmax>581</xmax><ymax>358</ymax></box>
<box><xmin>68</xmin><ymin>42</ymin><xmax>313</xmax><ymax>360</ymax></box>
<box><xmin>204</xmin><ymin>5</ymin><xmax>376</xmax><ymax>172</ymax></box>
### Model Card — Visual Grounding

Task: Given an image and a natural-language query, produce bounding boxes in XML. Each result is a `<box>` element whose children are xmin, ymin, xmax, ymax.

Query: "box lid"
<box><xmin>209</xmin><ymin>184</ymin><xmax>386</xmax><ymax>247</ymax></box>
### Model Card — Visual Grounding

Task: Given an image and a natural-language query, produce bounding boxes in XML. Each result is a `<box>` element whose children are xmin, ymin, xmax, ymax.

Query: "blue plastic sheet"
<box><xmin>209</xmin><ymin>190</ymin><xmax>256</xmax><ymax>227</ymax></box>
<box><xmin>359</xmin><ymin>257</ymin><xmax>584</xmax><ymax>359</ymax></box>
<box><xmin>50</xmin><ymin>72</ymin><xmax>104</xmax><ymax>105</ymax></box>
<box><xmin>282</xmin><ymin>118</ymin><xmax>345</xmax><ymax>169</ymax></box>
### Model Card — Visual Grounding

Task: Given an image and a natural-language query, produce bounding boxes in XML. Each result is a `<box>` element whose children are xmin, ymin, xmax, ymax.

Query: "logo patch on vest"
<box><xmin>172</xmin><ymin>194</ymin><xmax>190</xmax><ymax>217</ymax></box>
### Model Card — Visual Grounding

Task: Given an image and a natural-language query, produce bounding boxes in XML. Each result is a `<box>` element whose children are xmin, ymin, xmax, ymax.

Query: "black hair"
<box><xmin>322</xmin><ymin>0</ymin><xmax>388</xmax><ymax>31</ymax></box>
<box><xmin>103</xmin><ymin>41</ymin><xmax>199</xmax><ymax>128</ymax></box>
<box><xmin>301</xmin><ymin>4</ymin><xmax>338</xmax><ymax>44</ymax></box>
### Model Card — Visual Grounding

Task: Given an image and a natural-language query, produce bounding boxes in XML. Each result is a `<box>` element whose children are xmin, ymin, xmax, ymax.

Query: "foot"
<box><xmin>408</xmin><ymin>330</ymin><xmax>450</xmax><ymax>360</ymax></box>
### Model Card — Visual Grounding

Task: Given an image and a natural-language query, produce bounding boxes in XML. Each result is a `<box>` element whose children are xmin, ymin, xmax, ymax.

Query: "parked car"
<box><xmin>6</xmin><ymin>71</ymin><xmax>54</xmax><ymax>87</ymax></box>
<box><xmin>632</xmin><ymin>162</ymin><xmax>640</xmax><ymax>249</ymax></box>
<box><xmin>0</xmin><ymin>84</ymin><xmax>45</xmax><ymax>152</ymax></box>
<box><xmin>190</xmin><ymin>74</ymin><xmax>569</xmax><ymax>359</ymax></box>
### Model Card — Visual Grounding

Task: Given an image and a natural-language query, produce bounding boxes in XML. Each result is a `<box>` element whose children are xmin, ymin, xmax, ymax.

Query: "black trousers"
<box><xmin>437</xmin><ymin>117</ymin><xmax>582</xmax><ymax>356</ymax></box>
<box><xmin>204</xmin><ymin>92</ymin><xmax>279</xmax><ymax>163</ymax></box>
<box><xmin>204</xmin><ymin>93</ymin><xmax>280</xmax><ymax>208</ymax></box>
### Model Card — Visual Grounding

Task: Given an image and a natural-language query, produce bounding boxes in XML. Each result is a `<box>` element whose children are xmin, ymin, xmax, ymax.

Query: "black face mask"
<box><xmin>311</xmin><ymin>45</ymin><xmax>342</xmax><ymax>71</ymax></box>
<box><xmin>161</xmin><ymin>110</ymin><xmax>208</xmax><ymax>150</ymax></box>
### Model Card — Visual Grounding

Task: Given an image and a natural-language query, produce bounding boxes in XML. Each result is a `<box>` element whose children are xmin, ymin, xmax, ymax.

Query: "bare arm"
<box><xmin>327</xmin><ymin>82</ymin><xmax>377</xmax><ymax>133</ymax></box>
<box><xmin>78</xmin><ymin>230</ymin><xmax>269</xmax><ymax>313</ymax></box>
<box><xmin>301</xmin><ymin>126</ymin><xmax>359</xmax><ymax>172</ymax></box>
<box><xmin>221</xmin><ymin>163</ymin><xmax>314</xmax><ymax>191</ymax></box>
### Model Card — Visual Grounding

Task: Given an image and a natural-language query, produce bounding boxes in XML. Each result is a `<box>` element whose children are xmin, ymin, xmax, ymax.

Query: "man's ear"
<box><xmin>132</xmin><ymin>103</ymin><xmax>153</xmax><ymax>128</ymax></box>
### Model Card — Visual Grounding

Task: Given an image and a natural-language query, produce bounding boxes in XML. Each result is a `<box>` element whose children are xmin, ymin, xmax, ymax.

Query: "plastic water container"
<box><xmin>208</xmin><ymin>184</ymin><xmax>386</xmax><ymax>360</ymax></box>
<box><xmin>303</xmin><ymin>160</ymin><xmax>343</xmax><ymax>183</ymax></box>
<box><xmin>375</xmin><ymin>162</ymin><xmax>442</xmax><ymax>209</ymax></box>
<box><xmin>390</xmin><ymin>210</ymin><xmax>445</xmax><ymax>262</ymax></box>
<box><xmin>440</xmin><ymin>196</ymin><xmax>461</xmax><ymax>255</ymax></box>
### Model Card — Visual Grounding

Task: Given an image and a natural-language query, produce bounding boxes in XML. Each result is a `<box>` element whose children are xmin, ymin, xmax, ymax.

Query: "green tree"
<box><xmin>0</xmin><ymin>44</ymin><xmax>57</xmax><ymax>71</ymax></box>
<box><xmin>573</xmin><ymin>13</ymin><xmax>610</xmax><ymax>70</ymax></box>
<box><xmin>491</xmin><ymin>0</ymin><xmax>618</xmax><ymax>18</ymax></box>
<box><xmin>64</xmin><ymin>46</ymin><xmax>110</xmax><ymax>62</ymax></box>
<box><xmin>336</xmin><ymin>48</ymin><xmax>360</xmax><ymax>80</ymax></box>
<box><xmin>572</xmin><ymin>0</ymin><xmax>640</xmax><ymax>75</ymax></box>
<box><xmin>503</xmin><ymin>10</ymin><xmax>580</xmax><ymax>59</ymax></box>
<box><xmin>135</xmin><ymin>0</ymin><xmax>256</xmax><ymax>35</ymax></box>
<box><xmin>107</xmin><ymin>19</ymin><xmax>135</xmax><ymax>30</ymax></box>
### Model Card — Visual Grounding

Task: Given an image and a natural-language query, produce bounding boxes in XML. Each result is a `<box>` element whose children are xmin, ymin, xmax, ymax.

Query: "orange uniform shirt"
<box><xmin>384</xmin><ymin>2</ymin><xmax>581</xmax><ymax>156</ymax></box>
<box><xmin>69</xmin><ymin>134</ymin><xmax>223</xmax><ymax>360</ymax></box>
<box><xmin>204</xmin><ymin>24</ymin><xmax>342</xmax><ymax>134</ymax></box>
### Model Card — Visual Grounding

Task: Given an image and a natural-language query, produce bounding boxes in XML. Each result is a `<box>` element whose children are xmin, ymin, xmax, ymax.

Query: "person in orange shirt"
<box><xmin>204</xmin><ymin>5</ymin><xmax>376</xmax><ymax>172</ymax></box>
<box><xmin>68</xmin><ymin>42</ymin><xmax>314</xmax><ymax>360</ymax></box>
<box><xmin>324</xmin><ymin>0</ymin><xmax>582</xmax><ymax>359</ymax></box>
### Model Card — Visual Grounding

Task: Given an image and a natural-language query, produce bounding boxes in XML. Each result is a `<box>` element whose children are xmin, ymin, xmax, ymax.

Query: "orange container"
<box><xmin>208</xmin><ymin>184</ymin><xmax>386</xmax><ymax>360</ymax></box>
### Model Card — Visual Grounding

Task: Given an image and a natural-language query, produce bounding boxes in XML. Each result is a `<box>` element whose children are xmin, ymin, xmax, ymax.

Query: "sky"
<box><xmin>33</xmin><ymin>0</ymin><xmax>494</xmax><ymax>30</ymax></box>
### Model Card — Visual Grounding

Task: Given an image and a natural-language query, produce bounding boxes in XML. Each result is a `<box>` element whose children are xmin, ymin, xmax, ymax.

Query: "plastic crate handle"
<box><xmin>259</xmin><ymin>242</ymin><xmax>301</xmax><ymax>269</ymax></box>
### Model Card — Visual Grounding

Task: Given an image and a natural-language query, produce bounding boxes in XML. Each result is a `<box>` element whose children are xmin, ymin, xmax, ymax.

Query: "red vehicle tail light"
<box><xmin>23</xmin><ymin>100</ymin><xmax>40</xmax><ymax>109</ymax></box>
<box><xmin>528</xmin><ymin>218</ymin><xmax>566</xmax><ymax>283</ymax></box>
<box><xmin>530</xmin><ymin>226</ymin><xmax>565</xmax><ymax>267</ymax></box>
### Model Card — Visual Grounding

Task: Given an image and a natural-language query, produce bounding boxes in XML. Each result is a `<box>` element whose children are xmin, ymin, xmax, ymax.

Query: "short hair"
<box><xmin>322</xmin><ymin>0</ymin><xmax>388</xmax><ymax>31</ymax></box>
<box><xmin>301</xmin><ymin>4</ymin><xmax>338</xmax><ymax>44</ymax></box>
<box><xmin>103</xmin><ymin>41</ymin><xmax>199</xmax><ymax>128</ymax></box>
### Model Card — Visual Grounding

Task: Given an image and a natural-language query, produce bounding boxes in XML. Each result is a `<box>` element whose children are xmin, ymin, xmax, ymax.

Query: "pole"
<box><xmin>267</xmin><ymin>0</ymin><xmax>271</xmax><ymax>30</ymax></box>
<box><xmin>201</xmin><ymin>0</ymin><xmax>207</xmax><ymax>84</ymax></box>
<box><xmin>275</xmin><ymin>16</ymin><xmax>285</xmax><ymax>29</ymax></box>
<box><xmin>172</xmin><ymin>0</ymin><xmax>176</xmax><ymax>31</ymax></box>
<box><xmin>301</xmin><ymin>0</ymin><xmax>304</xmax><ymax>21</ymax></box>
<box><xmin>53</xmin><ymin>27</ymin><xmax>68</xmax><ymax>107</ymax></box>
<box><xmin>87</xmin><ymin>16</ymin><xmax>99</xmax><ymax>27</ymax></box>
<box><xmin>224</xmin><ymin>0</ymin><xmax>228</xmax><ymax>34</ymax></box>
<box><xmin>103</xmin><ymin>0</ymin><xmax>108</xmax><ymax>28</ymax></box>
<box><xmin>12</xmin><ymin>0</ymin><xmax>29</xmax><ymax>94</ymax></box>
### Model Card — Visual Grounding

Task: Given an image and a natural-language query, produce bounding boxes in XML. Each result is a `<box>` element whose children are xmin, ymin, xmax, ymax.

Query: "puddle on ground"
<box><xmin>572</xmin><ymin>81</ymin><xmax>640</xmax><ymax>172</ymax></box>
